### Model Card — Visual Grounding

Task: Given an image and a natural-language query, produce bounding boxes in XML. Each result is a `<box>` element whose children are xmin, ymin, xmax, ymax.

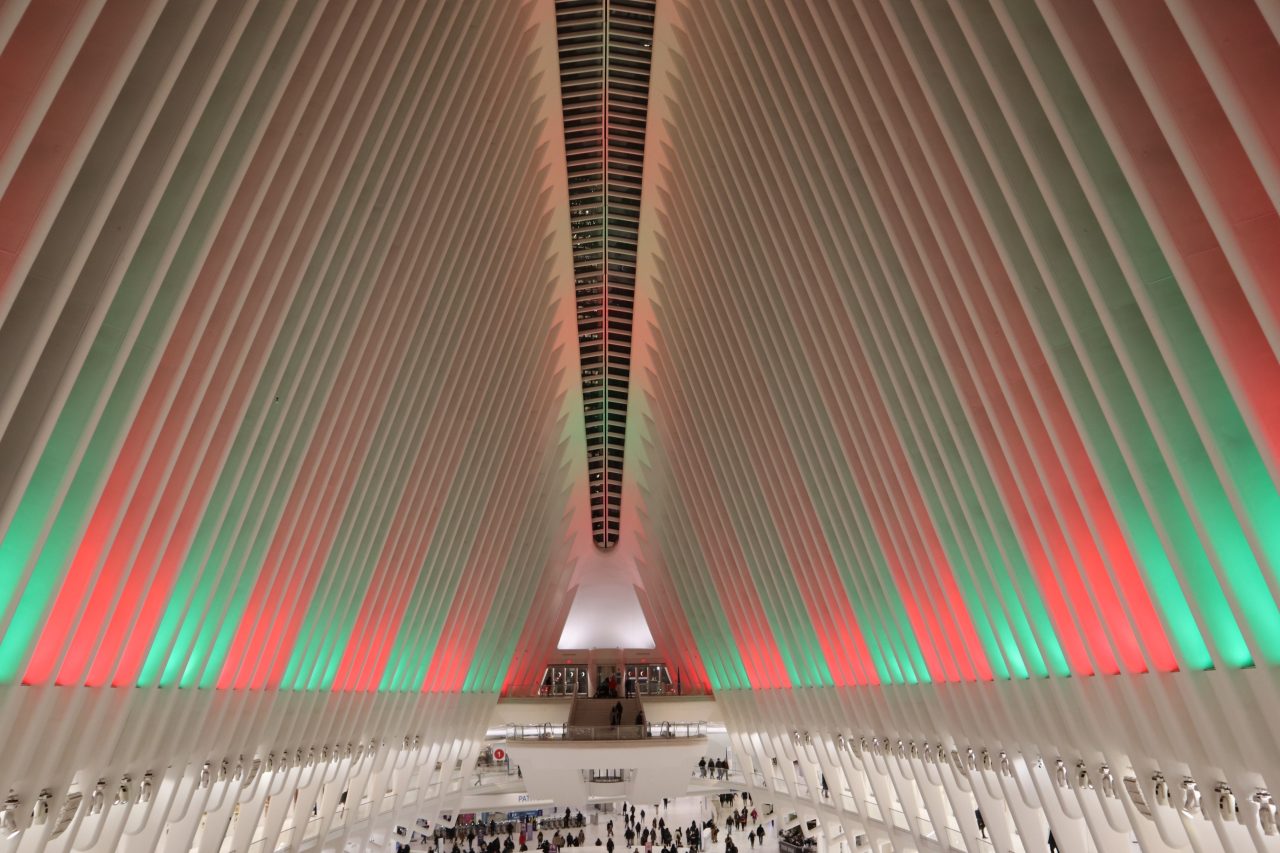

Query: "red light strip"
<box><xmin>649</xmin><ymin>341</ymin><xmax>794</xmax><ymax>689</ymax></box>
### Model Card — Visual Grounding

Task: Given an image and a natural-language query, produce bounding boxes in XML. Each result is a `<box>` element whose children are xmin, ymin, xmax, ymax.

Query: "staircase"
<box><xmin>569</xmin><ymin>697</ymin><xmax>646</xmax><ymax>728</ymax></box>
<box><xmin>503</xmin><ymin>698</ymin><xmax>708</xmax><ymax>805</ymax></box>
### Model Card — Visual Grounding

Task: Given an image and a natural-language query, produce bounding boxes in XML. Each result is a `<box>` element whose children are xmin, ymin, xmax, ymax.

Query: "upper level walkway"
<box><xmin>500</xmin><ymin>697</ymin><xmax>706</xmax><ymax>741</ymax></box>
<box><xmin>505</xmin><ymin>720</ymin><xmax>709</xmax><ymax>741</ymax></box>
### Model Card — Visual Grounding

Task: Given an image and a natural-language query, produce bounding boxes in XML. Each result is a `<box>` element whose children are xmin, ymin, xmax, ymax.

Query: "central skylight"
<box><xmin>555</xmin><ymin>0</ymin><xmax>656</xmax><ymax>549</ymax></box>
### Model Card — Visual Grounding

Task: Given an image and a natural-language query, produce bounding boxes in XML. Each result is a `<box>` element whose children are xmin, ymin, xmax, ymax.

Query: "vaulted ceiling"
<box><xmin>0</xmin><ymin>0</ymin><xmax>580</xmax><ymax>696</ymax></box>
<box><xmin>1</xmin><ymin>0</ymin><xmax>1280</xmax><ymax>803</ymax></box>
<box><xmin>636</xmin><ymin>0</ymin><xmax>1280</xmax><ymax>691</ymax></box>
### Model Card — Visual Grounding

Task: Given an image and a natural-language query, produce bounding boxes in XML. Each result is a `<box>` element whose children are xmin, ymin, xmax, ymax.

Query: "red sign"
<box><xmin>493</xmin><ymin>748</ymin><xmax>506</xmax><ymax>761</ymax></box>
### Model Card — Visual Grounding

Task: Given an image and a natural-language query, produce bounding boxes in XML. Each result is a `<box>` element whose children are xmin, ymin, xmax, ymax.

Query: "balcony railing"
<box><xmin>505</xmin><ymin>721</ymin><xmax>708</xmax><ymax>740</ymax></box>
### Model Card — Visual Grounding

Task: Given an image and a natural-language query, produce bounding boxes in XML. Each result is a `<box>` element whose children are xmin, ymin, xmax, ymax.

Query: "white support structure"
<box><xmin>711</xmin><ymin>673</ymin><xmax>1280</xmax><ymax>853</ymax></box>
<box><xmin>0</xmin><ymin>688</ymin><xmax>495</xmax><ymax>853</ymax></box>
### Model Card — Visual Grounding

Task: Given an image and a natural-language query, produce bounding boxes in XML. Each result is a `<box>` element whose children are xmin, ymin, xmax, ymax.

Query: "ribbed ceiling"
<box><xmin>0</xmin><ymin>1</ymin><xmax>1279</xmax><ymax>836</ymax></box>
<box><xmin>0</xmin><ymin>0</ymin><xmax>576</xmax><ymax>693</ymax></box>
<box><xmin>636</xmin><ymin>0</ymin><xmax>1280</xmax><ymax>690</ymax></box>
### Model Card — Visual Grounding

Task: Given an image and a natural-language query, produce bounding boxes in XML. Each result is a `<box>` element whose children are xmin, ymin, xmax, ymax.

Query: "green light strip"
<box><xmin>920</xmin><ymin>0</ymin><xmax>1265</xmax><ymax>667</ymax></box>
<box><xmin>0</xmin><ymin>0</ymin><xmax>301</xmax><ymax>684</ymax></box>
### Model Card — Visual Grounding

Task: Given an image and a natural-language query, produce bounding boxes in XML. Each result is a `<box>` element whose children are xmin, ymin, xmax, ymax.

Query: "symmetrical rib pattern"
<box><xmin>0</xmin><ymin>0</ymin><xmax>574</xmax><ymax>694</ymax></box>
<box><xmin>555</xmin><ymin>0</ymin><xmax>656</xmax><ymax>548</ymax></box>
<box><xmin>2</xmin><ymin>0</ymin><xmax>1280</xmax><ymax>849</ymax></box>
<box><xmin>639</xmin><ymin>0</ymin><xmax>1280</xmax><ymax>691</ymax></box>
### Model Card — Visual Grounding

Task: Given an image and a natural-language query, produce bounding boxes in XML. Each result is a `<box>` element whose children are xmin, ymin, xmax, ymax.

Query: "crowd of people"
<box><xmin>395</xmin><ymin>795</ymin><xmax>769</xmax><ymax>853</ymax></box>
<box><xmin>723</xmin><ymin>806</ymin><xmax>758</xmax><ymax>836</ymax></box>
<box><xmin>595</xmin><ymin>673</ymin><xmax>643</xmax><ymax>699</ymax></box>
<box><xmin>715</xmin><ymin>793</ymin><xmax>752</xmax><ymax>807</ymax></box>
<box><xmin>698</xmin><ymin>757</ymin><xmax>731</xmax><ymax>779</ymax></box>
<box><xmin>603</xmin><ymin>797</ymin><xmax>768</xmax><ymax>853</ymax></box>
<box><xmin>606</xmin><ymin>801</ymin><xmax>744</xmax><ymax>853</ymax></box>
<box><xmin>405</xmin><ymin>812</ymin><xmax>591</xmax><ymax>853</ymax></box>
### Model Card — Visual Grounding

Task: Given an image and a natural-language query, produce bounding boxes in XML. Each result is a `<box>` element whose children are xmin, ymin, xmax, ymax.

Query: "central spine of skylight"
<box><xmin>555</xmin><ymin>0</ymin><xmax>655</xmax><ymax>549</ymax></box>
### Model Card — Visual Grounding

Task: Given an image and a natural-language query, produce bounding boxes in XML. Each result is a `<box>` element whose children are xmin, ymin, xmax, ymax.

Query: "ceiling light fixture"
<box><xmin>1076</xmin><ymin>763</ymin><xmax>1093</xmax><ymax>790</ymax></box>
<box><xmin>1152</xmin><ymin>773</ymin><xmax>1169</xmax><ymax>806</ymax></box>
<box><xmin>1253</xmin><ymin>792</ymin><xmax>1276</xmax><ymax>835</ymax></box>
<box><xmin>1</xmin><ymin>796</ymin><xmax>21</xmax><ymax>839</ymax></box>
<box><xmin>1216</xmin><ymin>785</ymin><xmax>1236</xmax><ymax>821</ymax></box>
<box><xmin>1100</xmin><ymin>766</ymin><xmax>1116</xmax><ymax>799</ymax></box>
<box><xmin>1181</xmin><ymin>779</ymin><xmax>1200</xmax><ymax>815</ymax></box>
<box><xmin>32</xmin><ymin>791</ymin><xmax>50</xmax><ymax>826</ymax></box>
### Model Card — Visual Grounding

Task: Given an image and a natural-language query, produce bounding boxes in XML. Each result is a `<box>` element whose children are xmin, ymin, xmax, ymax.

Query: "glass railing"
<box><xmin>583</xmin><ymin>769</ymin><xmax>636</xmax><ymax>783</ymax></box>
<box><xmin>504</xmin><ymin>721</ymin><xmax>708</xmax><ymax>740</ymax></box>
<box><xmin>502</xmin><ymin>685</ymin><xmax>714</xmax><ymax>699</ymax></box>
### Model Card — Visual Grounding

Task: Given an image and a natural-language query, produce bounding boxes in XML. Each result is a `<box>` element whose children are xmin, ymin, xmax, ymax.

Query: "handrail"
<box><xmin>504</xmin><ymin>721</ymin><xmax>709</xmax><ymax>740</ymax></box>
<box><xmin>501</xmin><ymin>685</ymin><xmax>714</xmax><ymax>698</ymax></box>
